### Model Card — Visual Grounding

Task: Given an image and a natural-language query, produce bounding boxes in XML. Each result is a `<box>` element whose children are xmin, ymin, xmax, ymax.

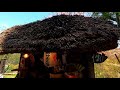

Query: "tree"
<box><xmin>92</xmin><ymin>12</ymin><xmax>120</xmax><ymax>27</ymax></box>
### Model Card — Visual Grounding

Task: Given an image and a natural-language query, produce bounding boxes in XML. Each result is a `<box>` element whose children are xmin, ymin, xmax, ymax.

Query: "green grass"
<box><xmin>3</xmin><ymin>74</ymin><xmax>17</xmax><ymax>78</ymax></box>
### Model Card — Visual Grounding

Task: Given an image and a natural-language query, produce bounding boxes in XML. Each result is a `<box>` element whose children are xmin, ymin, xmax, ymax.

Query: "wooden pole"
<box><xmin>62</xmin><ymin>51</ymin><xmax>67</xmax><ymax>65</ymax></box>
<box><xmin>80</xmin><ymin>53</ymin><xmax>95</xmax><ymax>78</ymax></box>
<box><xmin>87</xmin><ymin>60</ymin><xmax>95</xmax><ymax>78</ymax></box>
<box><xmin>0</xmin><ymin>59</ymin><xmax>6</xmax><ymax>74</ymax></box>
<box><xmin>115</xmin><ymin>54</ymin><xmax>120</xmax><ymax>64</ymax></box>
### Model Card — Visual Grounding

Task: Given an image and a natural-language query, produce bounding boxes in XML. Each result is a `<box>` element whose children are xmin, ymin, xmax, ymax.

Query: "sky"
<box><xmin>0</xmin><ymin>12</ymin><xmax>54</xmax><ymax>32</ymax></box>
<box><xmin>0</xmin><ymin>12</ymin><xmax>91</xmax><ymax>31</ymax></box>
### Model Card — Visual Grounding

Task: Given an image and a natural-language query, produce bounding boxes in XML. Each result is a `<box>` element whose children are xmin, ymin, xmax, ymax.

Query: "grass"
<box><xmin>3</xmin><ymin>73</ymin><xmax>17</xmax><ymax>78</ymax></box>
<box><xmin>94</xmin><ymin>58</ymin><xmax>120</xmax><ymax>78</ymax></box>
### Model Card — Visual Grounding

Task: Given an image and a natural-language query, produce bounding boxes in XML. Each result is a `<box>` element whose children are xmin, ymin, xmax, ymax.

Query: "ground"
<box><xmin>95</xmin><ymin>48</ymin><xmax>120</xmax><ymax>78</ymax></box>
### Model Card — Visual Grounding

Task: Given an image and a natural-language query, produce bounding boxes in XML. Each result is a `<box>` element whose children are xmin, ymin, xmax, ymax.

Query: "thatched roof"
<box><xmin>0</xmin><ymin>15</ymin><xmax>120</xmax><ymax>54</ymax></box>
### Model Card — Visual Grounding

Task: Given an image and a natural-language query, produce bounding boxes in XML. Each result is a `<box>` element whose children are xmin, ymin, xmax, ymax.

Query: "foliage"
<box><xmin>0</xmin><ymin>53</ymin><xmax>20</xmax><ymax>73</ymax></box>
<box><xmin>91</xmin><ymin>12</ymin><xmax>120</xmax><ymax>27</ymax></box>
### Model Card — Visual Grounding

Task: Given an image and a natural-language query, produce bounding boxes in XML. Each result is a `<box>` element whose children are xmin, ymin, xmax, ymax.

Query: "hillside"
<box><xmin>95</xmin><ymin>48</ymin><xmax>120</xmax><ymax>78</ymax></box>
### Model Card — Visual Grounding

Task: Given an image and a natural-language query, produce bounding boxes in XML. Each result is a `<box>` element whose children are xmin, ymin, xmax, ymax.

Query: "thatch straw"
<box><xmin>0</xmin><ymin>15</ymin><xmax>119</xmax><ymax>54</ymax></box>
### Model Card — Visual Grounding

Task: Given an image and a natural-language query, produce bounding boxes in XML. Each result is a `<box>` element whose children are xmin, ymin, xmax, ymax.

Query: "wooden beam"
<box><xmin>62</xmin><ymin>51</ymin><xmax>67</xmax><ymax>65</ymax></box>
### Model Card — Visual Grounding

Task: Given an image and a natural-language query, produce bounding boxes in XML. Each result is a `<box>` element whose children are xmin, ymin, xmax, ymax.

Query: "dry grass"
<box><xmin>94</xmin><ymin>58</ymin><xmax>120</xmax><ymax>78</ymax></box>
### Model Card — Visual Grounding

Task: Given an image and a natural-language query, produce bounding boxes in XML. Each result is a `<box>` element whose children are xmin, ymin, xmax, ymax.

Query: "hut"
<box><xmin>0</xmin><ymin>15</ymin><xmax>120</xmax><ymax>78</ymax></box>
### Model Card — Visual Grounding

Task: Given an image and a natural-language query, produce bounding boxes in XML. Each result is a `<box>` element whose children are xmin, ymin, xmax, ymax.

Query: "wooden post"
<box><xmin>62</xmin><ymin>51</ymin><xmax>67</xmax><ymax>65</ymax></box>
<box><xmin>81</xmin><ymin>54</ymin><xmax>95</xmax><ymax>78</ymax></box>
<box><xmin>0</xmin><ymin>59</ymin><xmax>6</xmax><ymax>74</ymax></box>
<box><xmin>115</xmin><ymin>54</ymin><xmax>120</xmax><ymax>64</ymax></box>
<box><xmin>87</xmin><ymin>60</ymin><xmax>95</xmax><ymax>78</ymax></box>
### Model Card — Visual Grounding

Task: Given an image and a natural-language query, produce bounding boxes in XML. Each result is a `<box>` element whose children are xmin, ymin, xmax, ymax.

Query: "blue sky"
<box><xmin>0</xmin><ymin>12</ymin><xmax>92</xmax><ymax>33</ymax></box>
<box><xmin>0</xmin><ymin>12</ymin><xmax>91</xmax><ymax>29</ymax></box>
<box><xmin>0</xmin><ymin>12</ymin><xmax>53</xmax><ymax>30</ymax></box>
